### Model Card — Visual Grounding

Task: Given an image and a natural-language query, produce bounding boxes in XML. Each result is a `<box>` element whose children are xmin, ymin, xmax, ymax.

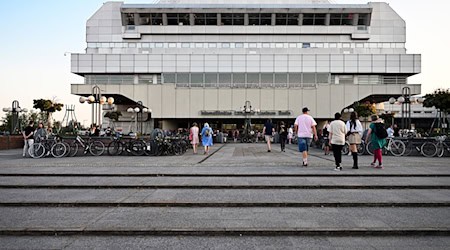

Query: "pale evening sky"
<box><xmin>0</xmin><ymin>0</ymin><xmax>449</xmax><ymax>127</ymax></box>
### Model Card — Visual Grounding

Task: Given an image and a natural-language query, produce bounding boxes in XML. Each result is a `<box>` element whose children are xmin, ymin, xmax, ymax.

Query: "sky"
<box><xmin>0</xmin><ymin>0</ymin><xmax>449</xmax><ymax>127</ymax></box>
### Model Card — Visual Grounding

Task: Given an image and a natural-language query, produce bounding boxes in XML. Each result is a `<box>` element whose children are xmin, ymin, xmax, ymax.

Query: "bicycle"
<box><xmin>107</xmin><ymin>135</ymin><xmax>146</xmax><ymax>156</ymax></box>
<box><xmin>421</xmin><ymin>136</ymin><xmax>450</xmax><ymax>157</ymax></box>
<box><xmin>366</xmin><ymin>137</ymin><xmax>405</xmax><ymax>156</ymax></box>
<box><xmin>68</xmin><ymin>135</ymin><xmax>105</xmax><ymax>156</ymax></box>
<box><xmin>28</xmin><ymin>136</ymin><xmax>67</xmax><ymax>159</ymax></box>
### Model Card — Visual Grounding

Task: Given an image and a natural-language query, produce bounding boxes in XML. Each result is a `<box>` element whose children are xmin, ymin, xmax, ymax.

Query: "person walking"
<box><xmin>346</xmin><ymin>112</ymin><xmax>363</xmax><ymax>169</ymax></box>
<box><xmin>329</xmin><ymin>113</ymin><xmax>347</xmax><ymax>171</ymax></box>
<box><xmin>262</xmin><ymin>119</ymin><xmax>274</xmax><ymax>152</ymax></box>
<box><xmin>322</xmin><ymin>120</ymin><xmax>331</xmax><ymax>155</ymax></box>
<box><xmin>190</xmin><ymin>122</ymin><xmax>200</xmax><ymax>154</ymax></box>
<box><xmin>279</xmin><ymin>121</ymin><xmax>288</xmax><ymax>152</ymax></box>
<box><xmin>365</xmin><ymin>115</ymin><xmax>387</xmax><ymax>169</ymax></box>
<box><xmin>294</xmin><ymin>107</ymin><xmax>318</xmax><ymax>167</ymax></box>
<box><xmin>22</xmin><ymin>121</ymin><xmax>35</xmax><ymax>157</ymax></box>
<box><xmin>201</xmin><ymin>123</ymin><xmax>213</xmax><ymax>155</ymax></box>
<box><xmin>287</xmin><ymin>125</ymin><xmax>294</xmax><ymax>144</ymax></box>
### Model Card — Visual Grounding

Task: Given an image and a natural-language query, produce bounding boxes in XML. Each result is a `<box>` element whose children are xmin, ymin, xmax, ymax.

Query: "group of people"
<box><xmin>263</xmin><ymin>107</ymin><xmax>388</xmax><ymax>171</ymax></box>
<box><xmin>22</xmin><ymin>121</ymin><xmax>49</xmax><ymax>157</ymax></box>
<box><xmin>189</xmin><ymin>122</ymin><xmax>214</xmax><ymax>155</ymax></box>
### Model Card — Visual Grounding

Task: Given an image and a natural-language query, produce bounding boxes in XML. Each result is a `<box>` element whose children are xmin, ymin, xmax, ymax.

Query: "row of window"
<box><xmin>88</xmin><ymin>42</ymin><xmax>405</xmax><ymax>50</ymax></box>
<box><xmin>123</xmin><ymin>13</ymin><xmax>370</xmax><ymax>26</ymax></box>
<box><xmin>83</xmin><ymin>74</ymin><xmax>407</xmax><ymax>87</ymax></box>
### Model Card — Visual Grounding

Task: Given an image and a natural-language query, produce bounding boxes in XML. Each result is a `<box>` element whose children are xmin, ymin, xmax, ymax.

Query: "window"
<box><xmin>167</xmin><ymin>13</ymin><xmax>190</xmax><ymax>25</ymax></box>
<box><xmin>288</xmin><ymin>14</ymin><xmax>299</xmax><ymax>25</ymax></box>
<box><xmin>275</xmin><ymin>13</ymin><xmax>287</xmax><ymax>25</ymax></box>
<box><xmin>330</xmin><ymin>13</ymin><xmax>354</xmax><ymax>25</ymax></box>
<box><xmin>138</xmin><ymin>13</ymin><xmax>162</xmax><ymax>25</ymax></box>
<box><xmin>194</xmin><ymin>13</ymin><xmax>217</xmax><ymax>25</ymax></box>
<box><xmin>358</xmin><ymin>13</ymin><xmax>370</xmax><ymax>26</ymax></box>
<box><xmin>163</xmin><ymin>73</ymin><xmax>176</xmax><ymax>83</ymax></box>
<box><xmin>205</xmin><ymin>73</ymin><xmax>217</xmax><ymax>87</ymax></box>
<box><xmin>247</xmin><ymin>73</ymin><xmax>260</xmax><ymax>88</ymax></box>
<box><xmin>316</xmin><ymin>73</ymin><xmax>330</xmax><ymax>84</ymax></box>
<box><xmin>219</xmin><ymin>73</ymin><xmax>231</xmax><ymax>87</ymax></box>
<box><xmin>182</xmin><ymin>43</ymin><xmax>190</xmax><ymax>48</ymax></box>
<box><xmin>222</xmin><ymin>43</ymin><xmax>230</xmax><ymax>48</ymax></box>
<box><xmin>248</xmin><ymin>13</ymin><xmax>272</xmax><ymax>25</ymax></box>
<box><xmin>124</xmin><ymin>13</ymin><xmax>135</xmax><ymax>25</ymax></box>
<box><xmin>221</xmin><ymin>13</ymin><xmax>244</xmax><ymax>25</ymax></box>
<box><xmin>303</xmin><ymin>14</ymin><xmax>326</xmax><ymax>25</ymax></box>
<box><xmin>190</xmin><ymin>73</ymin><xmax>204</xmax><ymax>87</ymax></box>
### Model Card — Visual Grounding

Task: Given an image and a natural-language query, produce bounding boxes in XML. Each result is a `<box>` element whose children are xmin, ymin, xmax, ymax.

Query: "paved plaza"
<box><xmin>0</xmin><ymin>143</ymin><xmax>449</xmax><ymax>249</ymax></box>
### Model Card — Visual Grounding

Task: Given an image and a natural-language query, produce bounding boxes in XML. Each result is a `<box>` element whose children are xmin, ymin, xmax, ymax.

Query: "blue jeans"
<box><xmin>298</xmin><ymin>137</ymin><xmax>312</xmax><ymax>152</ymax></box>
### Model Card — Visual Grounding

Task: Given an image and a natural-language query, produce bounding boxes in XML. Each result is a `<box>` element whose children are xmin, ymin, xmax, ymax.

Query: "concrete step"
<box><xmin>0</xmin><ymin>207</ymin><xmax>449</xmax><ymax>236</ymax></box>
<box><xmin>0</xmin><ymin>189</ymin><xmax>448</xmax><ymax>205</ymax></box>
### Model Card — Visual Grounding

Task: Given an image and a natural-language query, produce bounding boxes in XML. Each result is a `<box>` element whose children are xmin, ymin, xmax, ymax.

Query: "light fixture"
<box><xmin>397</xmin><ymin>96</ymin><xmax>405</xmax><ymax>103</ymax></box>
<box><xmin>389</xmin><ymin>97</ymin><xmax>396</xmax><ymax>104</ymax></box>
<box><xmin>88</xmin><ymin>95</ymin><xmax>95</xmax><ymax>103</ymax></box>
<box><xmin>100</xmin><ymin>96</ymin><xmax>107</xmax><ymax>105</ymax></box>
<box><xmin>417</xmin><ymin>97</ymin><xmax>425</xmax><ymax>103</ymax></box>
<box><xmin>127</xmin><ymin>107</ymin><xmax>134</xmax><ymax>113</ymax></box>
<box><xmin>134</xmin><ymin>107</ymin><xmax>140</xmax><ymax>113</ymax></box>
<box><xmin>107</xmin><ymin>97</ymin><xmax>114</xmax><ymax>105</ymax></box>
<box><xmin>79</xmin><ymin>97</ymin><xmax>87</xmax><ymax>103</ymax></box>
<box><xmin>348</xmin><ymin>108</ymin><xmax>354</xmax><ymax>113</ymax></box>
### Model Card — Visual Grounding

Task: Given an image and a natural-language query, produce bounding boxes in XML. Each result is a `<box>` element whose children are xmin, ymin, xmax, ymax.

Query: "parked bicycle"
<box><xmin>366</xmin><ymin>137</ymin><xmax>405</xmax><ymax>156</ymax></box>
<box><xmin>107</xmin><ymin>134</ymin><xmax>146</xmax><ymax>156</ymax></box>
<box><xmin>68</xmin><ymin>135</ymin><xmax>105</xmax><ymax>156</ymax></box>
<box><xmin>28</xmin><ymin>135</ymin><xmax>67</xmax><ymax>159</ymax></box>
<box><xmin>421</xmin><ymin>135</ymin><xmax>450</xmax><ymax>157</ymax></box>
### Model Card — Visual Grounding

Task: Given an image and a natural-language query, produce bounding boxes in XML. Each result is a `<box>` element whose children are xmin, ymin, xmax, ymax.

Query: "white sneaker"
<box><xmin>334</xmin><ymin>167</ymin><xmax>342</xmax><ymax>171</ymax></box>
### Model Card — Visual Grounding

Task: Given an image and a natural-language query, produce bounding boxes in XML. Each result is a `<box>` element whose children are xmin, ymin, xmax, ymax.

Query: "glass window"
<box><xmin>232</xmin><ymin>73</ymin><xmax>245</xmax><ymax>83</ymax></box>
<box><xmin>195</xmin><ymin>43</ymin><xmax>204</xmax><ymax>48</ymax></box>
<box><xmin>194</xmin><ymin>13</ymin><xmax>217</xmax><ymax>25</ymax></box>
<box><xmin>330</xmin><ymin>14</ymin><xmax>341</xmax><ymax>25</ymax></box>
<box><xmin>342</xmin><ymin>13</ymin><xmax>354</xmax><ymax>25</ymax></box>
<box><xmin>168</xmin><ymin>43</ymin><xmax>176</xmax><ymax>48</ymax></box>
<box><xmin>303</xmin><ymin>14</ymin><xmax>314</xmax><ymax>25</ymax></box>
<box><xmin>222</xmin><ymin>43</ymin><xmax>230</xmax><ymax>48</ymax></box>
<box><xmin>260</xmin><ymin>73</ymin><xmax>273</xmax><ymax>84</ymax></box>
<box><xmin>233</xmin><ymin>13</ymin><xmax>244</xmax><ymax>25</ymax></box>
<box><xmin>261</xmin><ymin>13</ymin><xmax>272</xmax><ymax>25</ymax></box>
<box><xmin>248</xmin><ymin>13</ymin><xmax>259</xmax><ymax>25</ymax></box>
<box><xmin>303</xmin><ymin>14</ymin><xmax>326</xmax><ymax>25</ymax></box>
<box><xmin>287</xmin><ymin>14</ymin><xmax>299</xmax><ymax>25</ymax></box>
<box><xmin>208</xmin><ymin>43</ymin><xmax>217</xmax><ymax>48</ymax></box>
<box><xmin>288</xmin><ymin>73</ymin><xmax>301</xmax><ymax>84</ymax></box>
<box><xmin>235</xmin><ymin>43</ymin><xmax>244</xmax><ymax>48</ymax></box>
<box><xmin>128</xmin><ymin>43</ymin><xmax>136</xmax><ymax>48</ymax></box>
<box><xmin>316</xmin><ymin>73</ymin><xmax>330</xmax><ymax>84</ymax></box>
<box><xmin>219</xmin><ymin>73</ymin><xmax>231</xmax><ymax>87</ymax></box>
<box><xmin>358</xmin><ymin>13</ymin><xmax>370</xmax><ymax>26</ymax></box>
<box><xmin>190</xmin><ymin>73</ymin><xmax>204</xmax><ymax>86</ymax></box>
<box><xmin>289</xmin><ymin>43</ymin><xmax>297</xmax><ymax>48</ymax></box>
<box><xmin>302</xmin><ymin>43</ymin><xmax>311</xmax><ymax>48</ymax></box>
<box><xmin>167</xmin><ymin>13</ymin><xmax>190</xmax><ymax>25</ymax></box>
<box><xmin>356</xmin><ymin>43</ymin><xmax>364</xmax><ymax>48</ymax></box>
<box><xmin>276</xmin><ymin>13</ymin><xmax>287</xmax><ymax>25</ymax></box>
<box><xmin>275</xmin><ymin>73</ymin><xmax>287</xmax><ymax>83</ymax></box>
<box><xmin>176</xmin><ymin>73</ymin><xmax>189</xmax><ymax>83</ymax></box>
<box><xmin>275</xmin><ymin>43</ymin><xmax>283</xmax><ymax>48</ymax></box>
<box><xmin>221</xmin><ymin>13</ymin><xmax>232</xmax><ymax>25</ymax></box>
<box><xmin>163</xmin><ymin>73</ymin><xmax>176</xmax><ymax>83</ymax></box>
<box><xmin>155</xmin><ymin>43</ymin><xmax>163</xmax><ymax>48</ymax></box>
<box><xmin>303</xmin><ymin>73</ymin><xmax>315</xmax><ymax>84</ymax></box>
<box><xmin>124</xmin><ymin>13</ymin><xmax>135</xmax><ymax>25</ymax></box>
<box><xmin>262</xmin><ymin>43</ymin><xmax>270</xmax><ymax>48</ymax></box>
<box><xmin>249</xmin><ymin>43</ymin><xmax>257</xmax><ymax>48</ymax></box>
<box><xmin>182</xmin><ymin>43</ymin><xmax>190</xmax><ymax>48</ymax></box>
<box><xmin>204</xmin><ymin>73</ymin><xmax>217</xmax><ymax>87</ymax></box>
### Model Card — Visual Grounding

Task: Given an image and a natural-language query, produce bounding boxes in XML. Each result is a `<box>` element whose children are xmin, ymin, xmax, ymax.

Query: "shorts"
<box><xmin>264</xmin><ymin>135</ymin><xmax>272</xmax><ymax>142</ymax></box>
<box><xmin>298</xmin><ymin>137</ymin><xmax>312</xmax><ymax>152</ymax></box>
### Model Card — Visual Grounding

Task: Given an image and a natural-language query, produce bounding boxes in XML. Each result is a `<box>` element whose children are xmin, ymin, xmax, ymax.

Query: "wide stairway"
<box><xmin>0</xmin><ymin>144</ymin><xmax>449</xmax><ymax>249</ymax></box>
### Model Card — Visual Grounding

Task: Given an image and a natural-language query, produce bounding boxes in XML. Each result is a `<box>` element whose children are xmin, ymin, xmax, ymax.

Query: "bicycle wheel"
<box><xmin>342</xmin><ymin>142</ymin><xmax>349</xmax><ymax>155</ymax></box>
<box><xmin>89</xmin><ymin>140</ymin><xmax>105</xmax><ymax>156</ymax></box>
<box><xmin>68</xmin><ymin>141</ymin><xmax>79</xmax><ymax>157</ymax></box>
<box><xmin>62</xmin><ymin>142</ymin><xmax>71</xmax><ymax>157</ymax></box>
<box><xmin>107</xmin><ymin>141</ymin><xmax>121</xmax><ymax>156</ymax></box>
<box><xmin>51</xmin><ymin>142</ymin><xmax>67</xmax><ymax>158</ymax></box>
<box><xmin>28</xmin><ymin>143</ymin><xmax>45</xmax><ymax>159</ymax></box>
<box><xmin>437</xmin><ymin>146</ymin><xmax>445</xmax><ymax>157</ymax></box>
<box><xmin>357</xmin><ymin>143</ymin><xmax>365</xmax><ymax>155</ymax></box>
<box><xmin>366</xmin><ymin>141</ymin><xmax>375</xmax><ymax>156</ymax></box>
<box><xmin>130</xmin><ymin>140</ymin><xmax>146</xmax><ymax>156</ymax></box>
<box><xmin>389</xmin><ymin>139</ymin><xmax>405</xmax><ymax>157</ymax></box>
<box><xmin>420</xmin><ymin>142</ymin><xmax>437</xmax><ymax>157</ymax></box>
<box><xmin>403</xmin><ymin>141</ymin><xmax>413</xmax><ymax>156</ymax></box>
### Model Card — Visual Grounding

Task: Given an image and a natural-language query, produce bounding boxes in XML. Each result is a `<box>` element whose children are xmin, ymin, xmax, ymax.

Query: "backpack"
<box><xmin>205</xmin><ymin>129</ymin><xmax>210</xmax><ymax>137</ymax></box>
<box><xmin>374</xmin><ymin>123</ymin><xmax>388</xmax><ymax>139</ymax></box>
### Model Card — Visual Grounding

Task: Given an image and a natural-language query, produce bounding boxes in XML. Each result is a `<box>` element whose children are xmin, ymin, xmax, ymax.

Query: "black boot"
<box><xmin>352</xmin><ymin>152</ymin><xmax>359</xmax><ymax>169</ymax></box>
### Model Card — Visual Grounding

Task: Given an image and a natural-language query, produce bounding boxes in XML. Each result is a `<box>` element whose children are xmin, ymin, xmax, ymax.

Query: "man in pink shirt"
<box><xmin>294</xmin><ymin>107</ymin><xmax>318</xmax><ymax>167</ymax></box>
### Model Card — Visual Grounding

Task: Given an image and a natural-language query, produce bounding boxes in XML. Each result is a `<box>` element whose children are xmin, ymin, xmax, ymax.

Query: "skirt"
<box><xmin>348</xmin><ymin>133</ymin><xmax>362</xmax><ymax>144</ymax></box>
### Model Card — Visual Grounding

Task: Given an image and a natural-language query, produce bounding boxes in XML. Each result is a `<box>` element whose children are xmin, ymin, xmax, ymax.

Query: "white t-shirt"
<box><xmin>345</xmin><ymin>119</ymin><xmax>363</xmax><ymax>135</ymax></box>
<box><xmin>329</xmin><ymin>119</ymin><xmax>347</xmax><ymax>145</ymax></box>
<box><xmin>294</xmin><ymin>114</ymin><xmax>317</xmax><ymax>138</ymax></box>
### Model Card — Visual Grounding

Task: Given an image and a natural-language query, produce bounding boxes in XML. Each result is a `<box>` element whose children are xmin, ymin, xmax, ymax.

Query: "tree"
<box><xmin>104</xmin><ymin>111</ymin><xmax>122</xmax><ymax>129</ymax></box>
<box><xmin>353</xmin><ymin>101</ymin><xmax>377</xmax><ymax>118</ymax></box>
<box><xmin>423</xmin><ymin>89</ymin><xmax>450</xmax><ymax>113</ymax></box>
<box><xmin>33</xmin><ymin>98</ymin><xmax>63</xmax><ymax>128</ymax></box>
<box><xmin>423</xmin><ymin>88</ymin><xmax>450</xmax><ymax>134</ymax></box>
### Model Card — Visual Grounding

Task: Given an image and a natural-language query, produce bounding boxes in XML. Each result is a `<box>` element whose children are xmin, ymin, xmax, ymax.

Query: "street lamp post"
<box><xmin>2</xmin><ymin>100</ymin><xmax>27</xmax><ymax>134</ymax></box>
<box><xmin>127</xmin><ymin>101</ymin><xmax>151</xmax><ymax>134</ymax></box>
<box><xmin>241</xmin><ymin>101</ymin><xmax>260</xmax><ymax>143</ymax></box>
<box><xmin>389</xmin><ymin>87</ymin><xmax>424</xmax><ymax>132</ymax></box>
<box><xmin>79</xmin><ymin>85</ymin><xmax>114</xmax><ymax>127</ymax></box>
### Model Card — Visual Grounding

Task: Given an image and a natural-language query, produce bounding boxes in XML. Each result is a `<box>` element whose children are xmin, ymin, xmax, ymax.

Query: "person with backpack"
<box><xmin>278</xmin><ymin>121</ymin><xmax>288</xmax><ymax>152</ymax></box>
<box><xmin>322</xmin><ymin>120</ymin><xmax>330</xmax><ymax>155</ymax></box>
<box><xmin>365</xmin><ymin>115</ymin><xmax>387</xmax><ymax>169</ymax></box>
<box><xmin>201</xmin><ymin>123</ymin><xmax>213</xmax><ymax>155</ymax></box>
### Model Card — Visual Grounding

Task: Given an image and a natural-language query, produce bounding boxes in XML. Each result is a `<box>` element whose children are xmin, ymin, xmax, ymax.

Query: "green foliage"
<box><xmin>104</xmin><ymin>111</ymin><xmax>122</xmax><ymax>121</ymax></box>
<box><xmin>353</xmin><ymin>101</ymin><xmax>377</xmax><ymax>118</ymax></box>
<box><xmin>423</xmin><ymin>88</ymin><xmax>450</xmax><ymax>112</ymax></box>
<box><xmin>33</xmin><ymin>99</ymin><xmax>63</xmax><ymax>113</ymax></box>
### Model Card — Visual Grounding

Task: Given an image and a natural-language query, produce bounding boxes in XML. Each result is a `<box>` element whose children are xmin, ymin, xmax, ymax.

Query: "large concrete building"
<box><xmin>70</xmin><ymin>0</ymin><xmax>421</xmax><ymax>132</ymax></box>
